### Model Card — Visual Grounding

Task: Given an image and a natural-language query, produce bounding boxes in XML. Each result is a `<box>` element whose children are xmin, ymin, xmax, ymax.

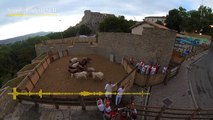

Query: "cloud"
<box><xmin>0</xmin><ymin>0</ymin><xmax>212</xmax><ymax>40</ymax></box>
<box><xmin>0</xmin><ymin>14</ymin><xmax>82</xmax><ymax>40</ymax></box>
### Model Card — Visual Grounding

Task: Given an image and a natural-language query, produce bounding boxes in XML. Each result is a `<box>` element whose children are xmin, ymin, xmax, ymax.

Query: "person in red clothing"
<box><xmin>129</xmin><ymin>57</ymin><xmax>136</xmax><ymax>65</ymax></box>
<box><xmin>155</xmin><ymin>63</ymin><xmax>161</xmax><ymax>74</ymax></box>
<box><xmin>145</xmin><ymin>64</ymin><xmax>151</xmax><ymax>75</ymax></box>
<box><xmin>104</xmin><ymin>99</ymin><xmax>111</xmax><ymax>119</ymax></box>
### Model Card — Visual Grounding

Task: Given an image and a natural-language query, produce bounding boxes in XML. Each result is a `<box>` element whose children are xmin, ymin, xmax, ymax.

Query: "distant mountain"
<box><xmin>0</xmin><ymin>32</ymin><xmax>50</xmax><ymax>44</ymax></box>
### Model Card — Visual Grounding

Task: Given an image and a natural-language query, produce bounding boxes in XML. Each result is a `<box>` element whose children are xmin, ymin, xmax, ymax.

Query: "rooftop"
<box><xmin>130</xmin><ymin>20</ymin><xmax>169</xmax><ymax>30</ymax></box>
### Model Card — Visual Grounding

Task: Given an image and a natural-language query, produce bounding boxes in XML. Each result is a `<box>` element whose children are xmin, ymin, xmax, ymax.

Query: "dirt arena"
<box><xmin>33</xmin><ymin>55</ymin><xmax>127</xmax><ymax>93</ymax></box>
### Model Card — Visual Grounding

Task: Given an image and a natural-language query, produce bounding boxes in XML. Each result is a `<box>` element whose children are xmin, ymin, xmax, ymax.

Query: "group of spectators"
<box><xmin>96</xmin><ymin>81</ymin><xmax>137</xmax><ymax>119</ymax></box>
<box><xmin>129</xmin><ymin>57</ymin><xmax>168</xmax><ymax>75</ymax></box>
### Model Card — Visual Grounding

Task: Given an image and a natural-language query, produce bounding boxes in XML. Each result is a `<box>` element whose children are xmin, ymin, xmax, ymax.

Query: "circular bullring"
<box><xmin>33</xmin><ymin>54</ymin><xmax>127</xmax><ymax>95</ymax></box>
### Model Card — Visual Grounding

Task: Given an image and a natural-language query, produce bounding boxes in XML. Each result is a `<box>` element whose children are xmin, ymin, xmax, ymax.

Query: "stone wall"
<box><xmin>97</xmin><ymin>27</ymin><xmax>176</xmax><ymax>67</ymax></box>
<box><xmin>36</xmin><ymin>28</ymin><xmax>176</xmax><ymax>67</ymax></box>
<box><xmin>0</xmin><ymin>87</ymin><xmax>17</xmax><ymax>119</ymax></box>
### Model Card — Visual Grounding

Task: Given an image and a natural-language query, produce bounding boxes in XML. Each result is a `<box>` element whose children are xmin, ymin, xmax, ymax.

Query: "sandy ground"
<box><xmin>33</xmin><ymin>54</ymin><xmax>126</xmax><ymax>94</ymax></box>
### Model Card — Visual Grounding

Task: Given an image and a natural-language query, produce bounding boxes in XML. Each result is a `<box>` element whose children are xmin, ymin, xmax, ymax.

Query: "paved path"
<box><xmin>189</xmin><ymin>48</ymin><xmax>213</xmax><ymax>108</ymax></box>
<box><xmin>148</xmin><ymin>61</ymin><xmax>195</xmax><ymax>108</ymax></box>
<box><xmin>148</xmin><ymin>48</ymin><xmax>211</xmax><ymax>108</ymax></box>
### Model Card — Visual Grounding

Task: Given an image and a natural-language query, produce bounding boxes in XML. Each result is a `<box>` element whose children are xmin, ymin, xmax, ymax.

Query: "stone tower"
<box><xmin>76</xmin><ymin>10</ymin><xmax>114</xmax><ymax>32</ymax></box>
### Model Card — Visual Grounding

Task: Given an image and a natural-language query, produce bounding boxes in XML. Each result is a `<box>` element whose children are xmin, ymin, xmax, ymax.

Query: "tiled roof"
<box><xmin>130</xmin><ymin>20</ymin><xmax>168</xmax><ymax>30</ymax></box>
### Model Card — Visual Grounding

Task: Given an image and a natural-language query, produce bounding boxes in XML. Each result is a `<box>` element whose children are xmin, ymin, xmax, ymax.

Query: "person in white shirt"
<box><xmin>162</xmin><ymin>66</ymin><xmax>167</xmax><ymax>73</ymax></box>
<box><xmin>115</xmin><ymin>86</ymin><xmax>125</xmax><ymax>105</ymax></box>
<box><xmin>105</xmin><ymin>81</ymin><xmax>117</xmax><ymax>99</ymax></box>
<box><xmin>97</xmin><ymin>98</ymin><xmax>105</xmax><ymax>113</ymax></box>
<box><xmin>150</xmin><ymin>66</ymin><xmax>156</xmax><ymax>75</ymax></box>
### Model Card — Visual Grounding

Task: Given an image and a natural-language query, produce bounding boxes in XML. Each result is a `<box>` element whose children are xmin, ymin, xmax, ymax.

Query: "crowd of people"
<box><xmin>129</xmin><ymin>57</ymin><xmax>168</xmax><ymax>75</ymax></box>
<box><xmin>97</xmin><ymin>81</ymin><xmax>137</xmax><ymax>120</ymax></box>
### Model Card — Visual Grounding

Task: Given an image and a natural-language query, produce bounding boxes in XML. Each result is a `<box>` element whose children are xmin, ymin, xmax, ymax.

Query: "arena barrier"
<box><xmin>6</xmin><ymin>49</ymin><xmax>101</xmax><ymax>110</ymax></box>
<box><xmin>1</xmin><ymin>51</ymin><xmax>213</xmax><ymax>118</ymax></box>
<box><xmin>119</xmin><ymin>58</ymin><xmax>137</xmax><ymax>90</ymax></box>
<box><xmin>135</xmin><ymin>105</ymin><xmax>213</xmax><ymax>119</ymax></box>
<box><xmin>8</xmin><ymin>55</ymin><xmax>138</xmax><ymax>110</ymax></box>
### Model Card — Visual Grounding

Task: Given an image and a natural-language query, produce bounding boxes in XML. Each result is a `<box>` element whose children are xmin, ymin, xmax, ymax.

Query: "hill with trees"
<box><xmin>0</xmin><ymin>32</ymin><xmax>50</xmax><ymax>44</ymax></box>
<box><xmin>0</xmin><ymin>36</ymin><xmax>49</xmax><ymax>87</ymax></box>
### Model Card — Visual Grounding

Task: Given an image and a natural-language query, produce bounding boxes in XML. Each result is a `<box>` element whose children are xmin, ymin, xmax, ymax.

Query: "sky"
<box><xmin>0</xmin><ymin>0</ymin><xmax>212</xmax><ymax>40</ymax></box>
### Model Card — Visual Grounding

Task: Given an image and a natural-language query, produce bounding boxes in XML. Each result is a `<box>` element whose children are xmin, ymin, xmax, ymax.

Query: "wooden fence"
<box><xmin>17</xmin><ymin>54</ymin><xmax>51</xmax><ymax>92</ymax></box>
<box><xmin>119</xmin><ymin>58</ymin><xmax>137</xmax><ymax>90</ymax></box>
<box><xmin>16</xmin><ymin>94</ymin><xmax>99</xmax><ymax>110</ymax></box>
<box><xmin>14</xmin><ymin>49</ymin><xmax>102</xmax><ymax>110</ymax></box>
<box><xmin>135</xmin><ymin>105</ymin><xmax>213</xmax><ymax>119</ymax></box>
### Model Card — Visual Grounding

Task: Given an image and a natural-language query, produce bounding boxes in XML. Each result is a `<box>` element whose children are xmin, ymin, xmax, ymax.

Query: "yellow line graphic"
<box><xmin>8</xmin><ymin>88</ymin><xmax>150</xmax><ymax>100</ymax></box>
<box><xmin>7</xmin><ymin>13</ymin><xmax>58</xmax><ymax>17</ymax></box>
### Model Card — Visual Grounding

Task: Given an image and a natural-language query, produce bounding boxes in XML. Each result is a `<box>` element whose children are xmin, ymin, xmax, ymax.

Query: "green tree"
<box><xmin>78</xmin><ymin>25</ymin><xmax>92</xmax><ymax>35</ymax></box>
<box><xmin>0</xmin><ymin>36</ymin><xmax>49</xmax><ymax>86</ymax></box>
<box><xmin>165</xmin><ymin>6</ymin><xmax>213</xmax><ymax>35</ymax></box>
<box><xmin>63</xmin><ymin>26</ymin><xmax>78</xmax><ymax>38</ymax></box>
<box><xmin>165</xmin><ymin>7</ymin><xmax>185</xmax><ymax>32</ymax></box>
<box><xmin>99</xmin><ymin>16</ymin><xmax>136</xmax><ymax>33</ymax></box>
<box><xmin>198</xmin><ymin>5</ymin><xmax>213</xmax><ymax>34</ymax></box>
<box><xmin>46</xmin><ymin>32</ymin><xmax>63</xmax><ymax>39</ymax></box>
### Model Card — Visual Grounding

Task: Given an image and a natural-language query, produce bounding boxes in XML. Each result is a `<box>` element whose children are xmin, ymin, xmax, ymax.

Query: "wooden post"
<box><xmin>35</xmin><ymin>67</ymin><xmax>41</xmax><ymax>78</ymax></box>
<box><xmin>16</xmin><ymin>88</ymin><xmax>23</xmax><ymax>103</ymax></box>
<box><xmin>27</xmin><ymin>75</ymin><xmax>35</xmax><ymax>88</ymax></box>
<box><xmin>145</xmin><ymin>74</ymin><xmax>149</xmax><ymax>87</ymax></box>
<box><xmin>155</xmin><ymin>106</ymin><xmax>166</xmax><ymax>120</ymax></box>
<box><xmin>45</xmin><ymin>56</ymin><xmax>48</xmax><ymax>64</ymax></box>
<box><xmin>187</xmin><ymin>108</ymin><xmax>200</xmax><ymax>120</ymax></box>
<box><xmin>31</xmin><ymin>95</ymin><xmax>39</xmax><ymax>108</ymax></box>
<box><xmin>57</xmin><ymin>51</ymin><xmax>60</xmax><ymax>59</ymax></box>
<box><xmin>79</xmin><ymin>96</ymin><xmax>86</xmax><ymax>110</ymax></box>
<box><xmin>41</xmin><ymin>60</ymin><xmax>45</xmax><ymax>70</ymax></box>
<box><xmin>50</xmin><ymin>95</ymin><xmax>59</xmax><ymax>109</ymax></box>
<box><xmin>16</xmin><ymin>96</ymin><xmax>22</xmax><ymax>103</ymax></box>
<box><xmin>25</xmin><ymin>87</ymin><xmax>29</xmax><ymax>92</ymax></box>
<box><xmin>66</xmin><ymin>49</ymin><xmax>68</xmax><ymax>56</ymax></box>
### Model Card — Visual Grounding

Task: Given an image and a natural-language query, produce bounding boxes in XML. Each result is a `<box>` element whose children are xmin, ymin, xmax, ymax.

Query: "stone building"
<box><xmin>144</xmin><ymin>16</ymin><xmax>166</xmax><ymax>24</ymax></box>
<box><xmin>130</xmin><ymin>20</ymin><xmax>168</xmax><ymax>35</ymax></box>
<box><xmin>76</xmin><ymin>10</ymin><xmax>114</xmax><ymax>32</ymax></box>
